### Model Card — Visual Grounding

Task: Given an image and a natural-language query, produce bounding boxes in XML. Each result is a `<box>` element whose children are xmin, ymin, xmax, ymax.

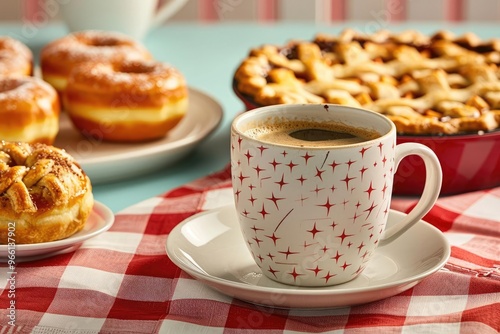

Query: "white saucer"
<box><xmin>166</xmin><ymin>205</ymin><xmax>450</xmax><ymax>309</ymax></box>
<box><xmin>54</xmin><ymin>87</ymin><xmax>223</xmax><ymax>184</ymax></box>
<box><xmin>0</xmin><ymin>201</ymin><xmax>114</xmax><ymax>262</ymax></box>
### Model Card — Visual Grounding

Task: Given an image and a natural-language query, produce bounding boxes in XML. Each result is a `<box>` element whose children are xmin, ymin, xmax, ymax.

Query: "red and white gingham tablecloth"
<box><xmin>1</xmin><ymin>166</ymin><xmax>499</xmax><ymax>334</ymax></box>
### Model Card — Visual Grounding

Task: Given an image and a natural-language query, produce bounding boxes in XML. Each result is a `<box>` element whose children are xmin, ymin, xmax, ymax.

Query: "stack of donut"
<box><xmin>0</xmin><ymin>31</ymin><xmax>188</xmax><ymax>144</ymax></box>
<box><xmin>41</xmin><ymin>30</ymin><xmax>189</xmax><ymax>142</ymax></box>
<box><xmin>0</xmin><ymin>36</ymin><xmax>60</xmax><ymax>144</ymax></box>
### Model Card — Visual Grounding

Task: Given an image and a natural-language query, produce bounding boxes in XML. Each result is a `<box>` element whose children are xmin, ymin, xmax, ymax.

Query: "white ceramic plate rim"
<box><xmin>166</xmin><ymin>205</ymin><xmax>450</xmax><ymax>306</ymax></box>
<box><xmin>0</xmin><ymin>201</ymin><xmax>114</xmax><ymax>255</ymax></box>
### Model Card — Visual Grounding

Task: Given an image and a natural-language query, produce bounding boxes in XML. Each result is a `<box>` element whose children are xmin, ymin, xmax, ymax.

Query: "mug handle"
<box><xmin>151</xmin><ymin>0</ymin><xmax>189</xmax><ymax>27</ymax></box>
<box><xmin>380</xmin><ymin>143</ymin><xmax>442</xmax><ymax>245</ymax></box>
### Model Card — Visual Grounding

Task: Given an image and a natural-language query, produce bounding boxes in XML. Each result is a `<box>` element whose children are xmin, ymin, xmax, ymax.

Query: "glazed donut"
<box><xmin>0</xmin><ymin>77</ymin><xmax>60</xmax><ymax>145</ymax></box>
<box><xmin>0</xmin><ymin>37</ymin><xmax>32</xmax><ymax>77</ymax></box>
<box><xmin>63</xmin><ymin>59</ymin><xmax>189</xmax><ymax>142</ymax></box>
<box><xmin>0</xmin><ymin>142</ymin><xmax>94</xmax><ymax>244</ymax></box>
<box><xmin>40</xmin><ymin>30</ymin><xmax>152</xmax><ymax>94</ymax></box>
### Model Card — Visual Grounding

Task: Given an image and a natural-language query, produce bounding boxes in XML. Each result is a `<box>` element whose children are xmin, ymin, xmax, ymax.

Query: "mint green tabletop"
<box><xmin>1</xmin><ymin>22</ymin><xmax>497</xmax><ymax>212</ymax></box>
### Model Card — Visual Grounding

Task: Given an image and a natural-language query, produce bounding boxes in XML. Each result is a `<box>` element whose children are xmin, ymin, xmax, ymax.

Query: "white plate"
<box><xmin>0</xmin><ymin>201</ymin><xmax>114</xmax><ymax>262</ymax></box>
<box><xmin>166</xmin><ymin>205</ymin><xmax>451</xmax><ymax>309</ymax></box>
<box><xmin>54</xmin><ymin>87</ymin><xmax>223</xmax><ymax>184</ymax></box>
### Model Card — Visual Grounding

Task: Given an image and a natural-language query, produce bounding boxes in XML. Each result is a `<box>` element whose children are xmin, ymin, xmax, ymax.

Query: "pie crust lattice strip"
<box><xmin>234</xmin><ymin>29</ymin><xmax>500</xmax><ymax>135</ymax></box>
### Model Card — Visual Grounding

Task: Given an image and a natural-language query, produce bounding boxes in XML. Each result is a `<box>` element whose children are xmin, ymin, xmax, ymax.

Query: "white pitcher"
<box><xmin>59</xmin><ymin>0</ymin><xmax>189</xmax><ymax>40</ymax></box>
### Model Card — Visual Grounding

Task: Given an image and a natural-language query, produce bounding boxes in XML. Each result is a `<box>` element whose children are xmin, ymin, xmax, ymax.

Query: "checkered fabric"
<box><xmin>1</xmin><ymin>165</ymin><xmax>499</xmax><ymax>334</ymax></box>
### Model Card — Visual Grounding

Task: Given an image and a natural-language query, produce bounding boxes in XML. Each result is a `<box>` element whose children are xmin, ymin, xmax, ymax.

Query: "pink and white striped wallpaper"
<box><xmin>8</xmin><ymin>0</ymin><xmax>500</xmax><ymax>23</ymax></box>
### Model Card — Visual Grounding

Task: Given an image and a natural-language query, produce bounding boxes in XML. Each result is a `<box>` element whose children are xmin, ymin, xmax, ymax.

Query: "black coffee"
<box><xmin>244</xmin><ymin>119</ymin><xmax>380</xmax><ymax>148</ymax></box>
<box><xmin>289</xmin><ymin>129</ymin><xmax>358</xmax><ymax>141</ymax></box>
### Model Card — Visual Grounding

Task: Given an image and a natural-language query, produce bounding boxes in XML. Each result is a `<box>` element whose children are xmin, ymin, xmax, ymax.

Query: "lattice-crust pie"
<box><xmin>234</xmin><ymin>29</ymin><xmax>500</xmax><ymax>135</ymax></box>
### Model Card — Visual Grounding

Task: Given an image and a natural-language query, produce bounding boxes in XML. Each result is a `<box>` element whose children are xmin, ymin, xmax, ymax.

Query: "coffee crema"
<box><xmin>244</xmin><ymin>120</ymin><xmax>380</xmax><ymax>148</ymax></box>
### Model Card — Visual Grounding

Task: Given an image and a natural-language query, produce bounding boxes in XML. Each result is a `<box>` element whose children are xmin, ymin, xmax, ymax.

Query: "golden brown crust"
<box><xmin>234</xmin><ymin>29</ymin><xmax>500</xmax><ymax>135</ymax></box>
<box><xmin>0</xmin><ymin>77</ymin><xmax>60</xmax><ymax>144</ymax></box>
<box><xmin>63</xmin><ymin>59</ymin><xmax>188</xmax><ymax>142</ymax></box>
<box><xmin>40</xmin><ymin>30</ymin><xmax>152</xmax><ymax>92</ymax></box>
<box><xmin>0</xmin><ymin>37</ymin><xmax>33</xmax><ymax>77</ymax></box>
<box><xmin>0</xmin><ymin>142</ymin><xmax>94</xmax><ymax>244</ymax></box>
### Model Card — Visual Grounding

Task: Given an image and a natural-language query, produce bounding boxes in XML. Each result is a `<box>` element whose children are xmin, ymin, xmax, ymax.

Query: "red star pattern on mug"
<box><xmin>231</xmin><ymin>130</ymin><xmax>395</xmax><ymax>286</ymax></box>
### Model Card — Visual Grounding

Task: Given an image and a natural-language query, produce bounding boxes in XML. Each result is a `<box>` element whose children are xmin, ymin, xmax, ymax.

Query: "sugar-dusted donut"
<box><xmin>40</xmin><ymin>30</ymin><xmax>152</xmax><ymax>94</ymax></box>
<box><xmin>0</xmin><ymin>77</ymin><xmax>60</xmax><ymax>144</ymax></box>
<box><xmin>63</xmin><ymin>59</ymin><xmax>189</xmax><ymax>142</ymax></box>
<box><xmin>0</xmin><ymin>36</ymin><xmax>33</xmax><ymax>77</ymax></box>
<box><xmin>0</xmin><ymin>142</ymin><xmax>94</xmax><ymax>244</ymax></box>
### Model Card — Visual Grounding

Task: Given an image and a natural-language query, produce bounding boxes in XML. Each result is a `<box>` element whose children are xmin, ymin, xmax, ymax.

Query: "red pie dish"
<box><xmin>393</xmin><ymin>131</ymin><xmax>500</xmax><ymax>195</ymax></box>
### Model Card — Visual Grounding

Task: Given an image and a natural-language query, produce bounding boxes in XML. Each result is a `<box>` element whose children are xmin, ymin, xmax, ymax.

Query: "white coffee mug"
<box><xmin>231</xmin><ymin>104</ymin><xmax>442</xmax><ymax>287</ymax></box>
<box><xmin>59</xmin><ymin>0</ymin><xmax>188</xmax><ymax>40</ymax></box>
